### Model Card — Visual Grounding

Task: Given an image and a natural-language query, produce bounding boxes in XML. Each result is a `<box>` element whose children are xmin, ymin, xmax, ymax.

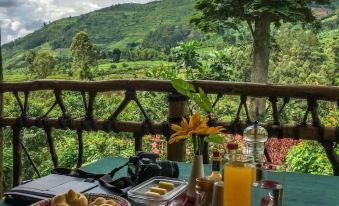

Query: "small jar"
<box><xmin>195</xmin><ymin>177</ymin><xmax>214</xmax><ymax>206</ymax></box>
<box><xmin>252</xmin><ymin>180</ymin><xmax>284</xmax><ymax>206</ymax></box>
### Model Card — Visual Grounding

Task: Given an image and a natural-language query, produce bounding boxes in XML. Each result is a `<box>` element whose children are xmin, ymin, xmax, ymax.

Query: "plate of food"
<box><xmin>31</xmin><ymin>189</ymin><xmax>131</xmax><ymax>206</ymax></box>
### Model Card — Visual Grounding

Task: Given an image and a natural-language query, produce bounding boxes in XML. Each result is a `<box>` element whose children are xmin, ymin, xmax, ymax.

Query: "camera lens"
<box><xmin>157</xmin><ymin>160</ymin><xmax>179</xmax><ymax>178</ymax></box>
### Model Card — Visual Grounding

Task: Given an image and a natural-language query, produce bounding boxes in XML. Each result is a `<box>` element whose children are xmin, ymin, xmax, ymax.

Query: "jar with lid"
<box><xmin>195</xmin><ymin>177</ymin><xmax>214</xmax><ymax>206</ymax></box>
<box><xmin>223</xmin><ymin>143</ymin><xmax>256</xmax><ymax>206</ymax></box>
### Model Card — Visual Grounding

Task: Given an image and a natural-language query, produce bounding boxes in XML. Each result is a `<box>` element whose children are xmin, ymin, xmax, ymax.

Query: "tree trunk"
<box><xmin>0</xmin><ymin>27</ymin><xmax>4</xmax><ymax>197</ymax></box>
<box><xmin>250</xmin><ymin>14</ymin><xmax>271</xmax><ymax>121</ymax></box>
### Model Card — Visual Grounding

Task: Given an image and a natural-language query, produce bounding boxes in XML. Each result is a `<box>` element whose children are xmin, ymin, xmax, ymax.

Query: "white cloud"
<box><xmin>11</xmin><ymin>21</ymin><xmax>21</xmax><ymax>31</ymax></box>
<box><xmin>0</xmin><ymin>0</ymin><xmax>154</xmax><ymax>44</ymax></box>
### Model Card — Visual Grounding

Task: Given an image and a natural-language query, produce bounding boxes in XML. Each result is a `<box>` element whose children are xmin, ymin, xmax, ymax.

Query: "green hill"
<box><xmin>2</xmin><ymin>0</ymin><xmax>337</xmax><ymax>71</ymax></box>
<box><xmin>2</xmin><ymin>0</ymin><xmax>196</xmax><ymax>70</ymax></box>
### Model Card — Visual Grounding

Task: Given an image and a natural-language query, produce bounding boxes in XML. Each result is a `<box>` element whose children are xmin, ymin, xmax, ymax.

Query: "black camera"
<box><xmin>128</xmin><ymin>151</ymin><xmax>179</xmax><ymax>184</ymax></box>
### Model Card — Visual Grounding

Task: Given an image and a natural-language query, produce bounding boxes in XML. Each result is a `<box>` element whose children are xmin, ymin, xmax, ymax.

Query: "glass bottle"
<box><xmin>209</xmin><ymin>149</ymin><xmax>222</xmax><ymax>182</ymax></box>
<box><xmin>223</xmin><ymin>145</ymin><xmax>256</xmax><ymax>206</ymax></box>
<box><xmin>243</xmin><ymin>123</ymin><xmax>268</xmax><ymax>180</ymax></box>
<box><xmin>243</xmin><ymin>123</ymin><xmax>268</xmax><ymax>164</ymax></box>
<box><xmin>195</xmin><ymin>177</ymin><xmax>214</xmax><ymax>206</ymax></box>
<box><xmin>252</xmin><ymin>180</ymin><xmax>283</xmax><ymax>206</ymax></box>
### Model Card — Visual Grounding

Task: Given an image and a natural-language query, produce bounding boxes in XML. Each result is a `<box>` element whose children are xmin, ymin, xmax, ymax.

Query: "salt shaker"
<box><xmin>212</xmin><ymin>181</ymin><xmax>223</xmax><ymax>206</ymax></box>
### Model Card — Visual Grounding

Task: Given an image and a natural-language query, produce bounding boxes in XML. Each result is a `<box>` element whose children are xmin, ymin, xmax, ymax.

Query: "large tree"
<box><xmin>192</xmin><ymin>0</ymin><xmax>329</xmax><ymax>118</ymax></box>
<box><xmin>70</xmin><ymin>31</ymin><xmax>97</xmax><ymax>80</ymax></box>
<box><xmin>31</xmin><ymin>51</ymin><xmax>56</xmax><ymax>78</ymax></box>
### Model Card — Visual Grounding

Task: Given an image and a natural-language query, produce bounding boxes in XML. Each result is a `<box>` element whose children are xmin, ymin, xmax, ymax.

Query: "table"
<box><xmin>1</xmin><ymin>157</ymin><xmax>339</xmax><ymax>206</ymax></box>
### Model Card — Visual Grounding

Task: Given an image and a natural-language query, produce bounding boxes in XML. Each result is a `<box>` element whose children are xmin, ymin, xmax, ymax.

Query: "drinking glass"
<box><xmin>223</xmin><ymin>154</ymin><xmax>256</xmax><ymax>206</ymax></box>
<box><xmin>252</xmin><ymin>180</ymin><xmax>283</xmax><ymax>206</ymax></box>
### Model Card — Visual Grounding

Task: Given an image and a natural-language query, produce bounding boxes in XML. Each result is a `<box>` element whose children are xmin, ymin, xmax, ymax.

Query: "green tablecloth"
<box><xmin>2</xmin><ymin>157</ymin><xmax>339</xmax><ymax>205</ymax></box>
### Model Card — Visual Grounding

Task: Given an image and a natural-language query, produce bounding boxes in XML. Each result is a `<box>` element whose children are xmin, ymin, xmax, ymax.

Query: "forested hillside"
<box><xmin>2</xmin><ymin>0</ymin><xmax>197</xmax><ymax>70</ymax></box>
<box><xmin>2</xmin><ymin>0</ymin><xmax>338</xmax><ymax>71</ymax></box>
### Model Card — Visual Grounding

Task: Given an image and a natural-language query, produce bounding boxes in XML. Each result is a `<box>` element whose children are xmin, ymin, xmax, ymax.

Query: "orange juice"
<box><xmin>223</xmin><ymin>162</ymin><xmax>256</xmax><ymax>206</ymax></box>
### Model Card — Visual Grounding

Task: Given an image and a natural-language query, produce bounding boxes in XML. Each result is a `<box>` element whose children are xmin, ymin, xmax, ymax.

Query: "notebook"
<box><xmin>5</xmin><ymin>174</ymin><xmax>100</xmax><ymax>205</ymax></box>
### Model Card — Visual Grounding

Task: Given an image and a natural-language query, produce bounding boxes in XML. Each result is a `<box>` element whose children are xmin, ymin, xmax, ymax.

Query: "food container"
<box><xmin>128</xmin><ymin>176</ymin><xmax>188</xmax><ymax>206</ymax></box>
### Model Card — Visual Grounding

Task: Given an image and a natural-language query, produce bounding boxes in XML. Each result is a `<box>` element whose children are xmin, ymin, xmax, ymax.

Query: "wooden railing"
<box><xmin>0</xmin><ymin>79</ymin><xmax>338</xmax><ymax>188</ymax></box>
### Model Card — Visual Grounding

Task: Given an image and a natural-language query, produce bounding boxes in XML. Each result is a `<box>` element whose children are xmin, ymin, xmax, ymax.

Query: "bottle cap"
<box><xmin>226</xmin><ymin>142</ymin><xmax>238</xmax><ymax>150</ymax></box>
<box><xmin>212</xmin><ymin>149</ymin><xmax>220</xmax><ymax>158</ymax></box>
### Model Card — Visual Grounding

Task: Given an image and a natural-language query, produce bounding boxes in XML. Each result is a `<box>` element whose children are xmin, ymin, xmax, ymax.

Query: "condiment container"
<box><xmin>212</xmin><ymin>181</ymin><xmax>223</xmax><ymax>206</ymax></box>
<box><xmin>128</xmin><ymin>176</ymin><xmax>187</xmax><ymax>206</ymax></box>
<box><xmin>195</xmin><ymin>177</ymin><xmax>214</xmax><ymax>206</ymax></box>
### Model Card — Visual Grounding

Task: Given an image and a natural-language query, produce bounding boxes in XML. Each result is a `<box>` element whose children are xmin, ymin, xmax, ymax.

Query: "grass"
<box><xmin>3</xmin><ymin>60</ymin><xmax>175</xmax><ymax>81</ymax></box>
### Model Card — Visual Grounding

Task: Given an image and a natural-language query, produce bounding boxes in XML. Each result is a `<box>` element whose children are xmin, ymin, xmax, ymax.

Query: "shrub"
<box><xmin>110</xmin><ymin>64</ymin><xmax>117</xmax><ymax>69</ymax></box>
<box><xmin>286</xmin><ymin>141</ymin><xmax>334</xmax><ymax>175</ymax></box>
<box><xmin>122</xmin><ymin>63</ymin><xmax>129</xmax><ymax>68</ymax></box>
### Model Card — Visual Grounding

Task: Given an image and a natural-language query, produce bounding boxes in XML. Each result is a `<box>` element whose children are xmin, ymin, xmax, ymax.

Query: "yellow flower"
<box><xmin>329</xmin><ymin>116</ymin><xmax>337</xmax><ymax>124</ymax></box>
<box><xmin>169</xmin><ymin>112</ymin><xmax>224</xmax><ymax>144</ymax></box>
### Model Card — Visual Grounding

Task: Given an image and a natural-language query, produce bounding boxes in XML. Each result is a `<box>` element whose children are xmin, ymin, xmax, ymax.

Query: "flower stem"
<box><xmin>192</xmin><ymin>134</ymin><xmax>197</xmax><ymax>155</ymax></box>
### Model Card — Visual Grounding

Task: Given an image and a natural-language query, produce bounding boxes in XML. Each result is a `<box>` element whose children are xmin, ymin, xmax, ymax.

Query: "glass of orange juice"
<box><xmin>223</xmin><ymin>154</ymin><xmax>256</xmax><ymax>206</ymax></box>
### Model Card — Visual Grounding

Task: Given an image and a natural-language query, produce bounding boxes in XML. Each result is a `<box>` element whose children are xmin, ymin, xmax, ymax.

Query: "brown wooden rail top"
<box><xmin>0</xmin><ymin>79</ymin><xmax>339</xmax><ymax>101</ymax></box>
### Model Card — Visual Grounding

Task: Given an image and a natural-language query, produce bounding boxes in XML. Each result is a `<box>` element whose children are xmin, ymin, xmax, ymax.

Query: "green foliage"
<box><xmin>110</xmin><ymin>64</ymin><xmax>117</xmax><ymax>69</ymax></box>
<box><xmin>204</xmin><ymin>134</ymin><xmax>224</xmax><ymax>145</ymax></box>
<box><xmin>70</xmin><ymin>31</ymin><xmax>98</xmax><ymax>80</ymax></box>
<box><xmin>171</xmin><ymin>41</ymin><xmax>202</xmax><ymax>79</ymax></box>
<box><xmin>145</xmin><ymin>64</ymin><xmax>178</xmax><ymax>80</ymax></box>
<box><xmin>286</xmin><ymin>141</ymin><xmax>335</xmax><ymax>175</ymax></box>
<box><xmin>122</xmin><ymin>63</ymin><xmax>129</xmax><ymax>68</ymax></box>
<box><xmin>205</xmin><ymin>49</ymin><xmax>233</xmax><ymax>80</ymax></box>
<box><xmin>270</xmin><ymin>26</ymin><xmax>338</xmax><ymax>86</ymax></box>
<box><xmin>112</xmin><ymin>48</ymin><xmax>122</xmax><ymax>63</ymax></box>
<box><xmin>142</xmin><ymin>25</ymin><xmax>192</xmax><ymax>53</ymax></box>
<box><xmin>192</xmin><ymin>0</ymin><xmax>329</xmax><ymax>31</ymax></box>
<box><xmin>171</xmin><ymin>79</ymin><xmax>212</xmax><ymax>113</ymax></box>
<box><xmin>30</xmin><ymin>51</ymin><xmax>56</xmax><ymax>78</ymax></box>
<box><xmin>123</xmin><ymin>48</ymin><xmax>165</xmax><ymax>61</ymax></box>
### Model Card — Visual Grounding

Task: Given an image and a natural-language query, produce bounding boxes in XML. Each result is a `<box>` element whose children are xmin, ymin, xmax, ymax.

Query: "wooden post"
<box><xmin>0</xmin><ymin>26</ymin><xmax>4</xmax><ymax>196</ymax></box>
<box><xmin>133</xmin><ymin>132</ymin><xmax>143</xmax><ymax>152</ymax></box>
<box><xmin>12</xmin><ymin>126</ymin><xmax>22</xmax><ymax>187</ymax></box>
<box><xmin>167</xmin><ymin>93</ymin><xmax>188</xmax><ymax>162</ymax></box>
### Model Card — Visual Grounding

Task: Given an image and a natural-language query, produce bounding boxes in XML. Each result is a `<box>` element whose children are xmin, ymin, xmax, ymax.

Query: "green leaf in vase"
<box><xmin>205</xmin><ymin>134</ymin><xmax>224</xmax><ymax>145</ymax></box>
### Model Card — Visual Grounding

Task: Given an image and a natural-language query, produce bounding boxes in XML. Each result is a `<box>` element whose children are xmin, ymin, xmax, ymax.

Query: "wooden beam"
<box><xmin>0</xmin><ymin>26</ymin><xmax>4</xmax><ymax>196</ymax></box>
<box><xmin>0</xmin><ymin>117</ymin><xmax>337</xmax><ymax>141</ymax></box>
<box><xmin>0</xmin><ymin>80</ymin><xmax>338</xmax><ymax>101</ymax></box>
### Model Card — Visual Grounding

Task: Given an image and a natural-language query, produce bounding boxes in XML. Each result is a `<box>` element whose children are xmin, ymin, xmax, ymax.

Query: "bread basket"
<box><xmin>30</xmin><ymin>193</ymin><xmax>131</xmax><ymax>206</ymax></box>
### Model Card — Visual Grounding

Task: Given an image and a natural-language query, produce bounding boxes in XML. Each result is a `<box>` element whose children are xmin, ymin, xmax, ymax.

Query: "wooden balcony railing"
<box><xmin>0</xmin><ymin>79</ymin><xmax>338</xmax><ymax>188</ymax></box>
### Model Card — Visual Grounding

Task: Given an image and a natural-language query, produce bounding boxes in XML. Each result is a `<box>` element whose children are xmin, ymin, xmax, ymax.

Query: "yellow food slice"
<box><xmin>158</xmin><ymin>181</ymin><xmax>175</xmax><ymax>191</ymax></box>
<box><xmin>149</xmin><ymin>187</ymin><xmax>167</xmax><ymax>195</ymax></box>
<box><xmin>145</xmin><ymin>191</ymin><xmax>161</xmax><ymax>196</ymax></box>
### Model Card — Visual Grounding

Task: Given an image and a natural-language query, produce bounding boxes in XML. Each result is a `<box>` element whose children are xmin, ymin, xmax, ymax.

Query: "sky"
<box><xmin>0</xmin><ymin>0</ymin><xmax>154</xmax><ymax>44</ymax></box>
